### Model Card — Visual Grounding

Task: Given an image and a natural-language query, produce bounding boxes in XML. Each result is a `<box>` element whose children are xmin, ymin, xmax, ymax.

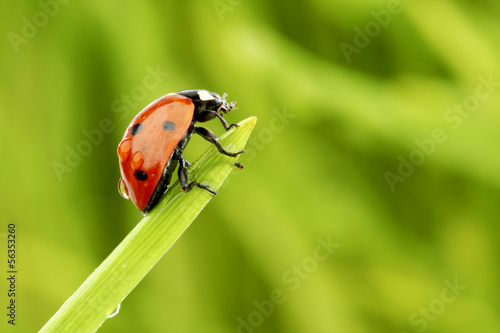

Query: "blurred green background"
<box><xmin>1</xmin><ymin>0</ymin><xmax>500</xmax><ymax>332</ymax></box>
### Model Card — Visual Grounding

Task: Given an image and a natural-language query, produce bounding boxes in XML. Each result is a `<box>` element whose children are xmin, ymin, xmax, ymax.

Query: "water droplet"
<box><xmin>107</xmin><ymin>303</ymin><xmax>121</xmax><ymax>318</ymax></box>
<box><xmin>132</xmin><ymin>151</ymin><xmax>144</xmax><ymax>170</ymax></box>
<box><xmin>117</xmin><ymin>139</ymin><xmax>132</xmax><ymax>162</ymax></box>
<box><xmin>118</xmin><ymin>178</ymin><xmax>129</xmax><ymax>199</ymax></box>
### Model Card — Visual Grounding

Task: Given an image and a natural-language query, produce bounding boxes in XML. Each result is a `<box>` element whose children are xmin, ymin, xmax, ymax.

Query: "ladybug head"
<box><xmin>213</xmin><ymin>92</ymin><xmax>237</xmax><ymax>114</ymax></box>
<box><xmin>177</xmin><ymin>89</ymin><xmax>237</xmax><ymax>123</ymax></box>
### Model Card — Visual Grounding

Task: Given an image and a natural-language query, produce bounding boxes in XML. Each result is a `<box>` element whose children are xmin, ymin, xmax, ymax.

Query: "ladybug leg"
<box><xmin>195</xmin><ymin>110</ymin><xmax>238</xmax><ymax>130</ymax></box>
<box><xmin>194</xmin><ymin>127</ymin><xmax>245</xmax><ymax>157</ymax></box>
<box><xmin>176</xmin><ymin>154</ymin><xmax>190</xmax><ymax>191</ymax></box>
<box><xmin>193</xmin><ymin>183</ymin><xmax>217</xmax><ymax>196</ymax></box>
<box><xmin>214</xmin><ymin>112</ymin><xmax>239</xmax><ymax>131</ymax></box>
<box><xmin>177</xmin><ymin>153</ymin><xmax>217</xmax><ymax>196</ymax></box>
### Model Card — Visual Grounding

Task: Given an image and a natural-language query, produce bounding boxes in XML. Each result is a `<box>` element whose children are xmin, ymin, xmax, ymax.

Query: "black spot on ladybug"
<box><xmin>134</xmin><ymin>170</ymin><xmax>148</xmax><ymax>181</ymax></box>
<box><xmin>162</xmin><ymin>121</ymin><xmax>175</xmax><ymax>131</ymax></box>
<box><xmin>130</xmin><ymin>123</ymin><xmax>143</xmax><ymax>135</ymax></box>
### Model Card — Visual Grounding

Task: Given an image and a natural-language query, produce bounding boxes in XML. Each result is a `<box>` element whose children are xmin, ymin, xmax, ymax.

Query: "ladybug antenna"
<box><xmin>220</xmin><ymin>92</ymin><xmax>237</xmax><ymax>113</ymax></box>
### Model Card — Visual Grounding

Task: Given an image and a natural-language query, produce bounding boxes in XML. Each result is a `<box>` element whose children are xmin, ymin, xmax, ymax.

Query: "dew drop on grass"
<box><xmin>107</xmin><ymin>303</ymin><xmax>121</xmax><ymax>319</ymax></box>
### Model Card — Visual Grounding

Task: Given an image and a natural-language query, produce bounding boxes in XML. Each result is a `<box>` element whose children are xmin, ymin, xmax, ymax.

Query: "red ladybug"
<box><xmin>117</xmin><ymin>90</ymin><xmax>244</xmax><ymax>214</ymax></box>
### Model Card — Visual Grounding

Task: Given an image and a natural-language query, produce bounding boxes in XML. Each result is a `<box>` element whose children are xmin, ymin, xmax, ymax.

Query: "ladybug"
<box><xmin>117</xmin><ymin>89</ymin><xmax>244</xmax><ymax>214</ymax></box>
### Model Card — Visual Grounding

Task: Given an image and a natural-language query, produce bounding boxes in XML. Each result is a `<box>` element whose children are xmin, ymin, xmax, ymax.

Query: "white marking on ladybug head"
<box><xmin>197</xmin><ymin>90</ymin><xmax>214</xmax><ymax>101</ymax></box>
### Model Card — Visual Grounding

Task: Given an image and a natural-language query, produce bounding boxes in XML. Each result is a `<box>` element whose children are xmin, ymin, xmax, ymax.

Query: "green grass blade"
<box><xmin>39</xmin><ymin>116</ymin><xmax>257</xmax><ymax>333</ymax></box>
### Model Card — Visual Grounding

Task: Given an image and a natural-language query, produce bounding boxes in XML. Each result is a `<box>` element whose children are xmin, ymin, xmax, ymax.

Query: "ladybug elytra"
<box><xmin>117</xmin><ymin>89</ymin><xmax>243</xmax><ymax>214</ymax></box>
